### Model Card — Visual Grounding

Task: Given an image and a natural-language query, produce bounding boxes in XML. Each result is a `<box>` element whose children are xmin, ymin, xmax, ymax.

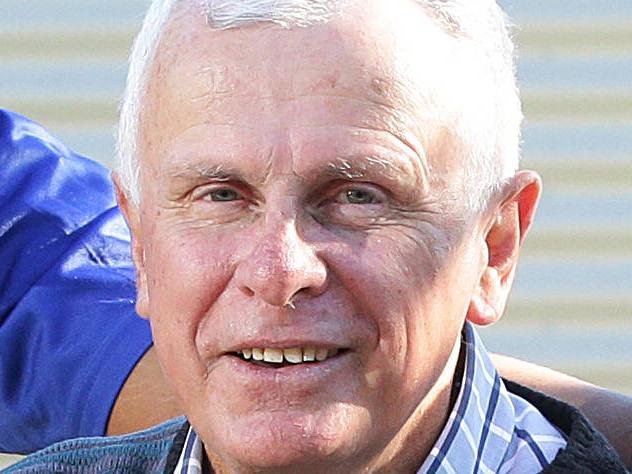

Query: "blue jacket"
<box><xmin>0</xmin><ymin>109</ymin><xmax>152</xmax><ymax>453</ymax></box>
<box><xmin>2</xmin><ymin>418</ymin><xmax>188</xmax><ymax>474</ymax></box>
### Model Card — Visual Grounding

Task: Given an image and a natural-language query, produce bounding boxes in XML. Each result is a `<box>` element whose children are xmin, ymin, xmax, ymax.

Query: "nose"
<box><xmin>235</xmin><ymin>219</ymin><xmax>328</xmax><ymax>308</ymax></box>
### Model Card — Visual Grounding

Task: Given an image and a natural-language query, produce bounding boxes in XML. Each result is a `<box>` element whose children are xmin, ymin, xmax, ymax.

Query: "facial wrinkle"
<box><xmin>342</xmin><ymin>91</ymin><xmax>431</xmax><ymax>169</ymax></box>
<box><xmin>326</xmin><ymin>155</ymin><xmax>399</xmax><ymax>182</ymax></box>
<box><xmin>362</xmin><ymin>192</ymin><xmax>463</xmax><ymax>267</ymax></box>
<box><xmin>196</xmin><ymin>92</ymin><xmax>405</xmax><ymax>118</ymax></box>
<box><xmin>370</xmin><ymin>221</ymin><xmax>446</xmax><ymax>282</ymax></box>
<box><xmin>327</xmin><ymin>158</ymin><xmax>364</xmax><ymax>180</ymax></box>
<box><xmin>262</xmin><ymin>146</ymin><xmax>275</xmax><ymax>186</ymax></box>
<box><xmin>191</xmin><ymin>63</ymin><xmax>242</xmax><ymax>110</ymax></box>
<box><xmin>343</xmin><ymin>124</ymin><xmax>430</xmax><ymax>187</ymax></box>
<box><xmin>169</xmin><ymin>162</ymin><xmax>231</xmax><ymax>181</ymax></box>
<box><xmin>164</xmin><ymin>141</ymin><xmax>276</xmax><ymax>191</ymax></box>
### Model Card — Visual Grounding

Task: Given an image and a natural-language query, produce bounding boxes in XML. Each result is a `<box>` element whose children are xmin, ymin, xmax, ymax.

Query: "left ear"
<box><xmin>112</xmin><ymin>172</ymin><xmax>151</xmax><ymax>319</ymax></box>
<box><xmin>466</xmin><ymin>170</ymin><xmax>542</xmax><ymax>326</ymax></box>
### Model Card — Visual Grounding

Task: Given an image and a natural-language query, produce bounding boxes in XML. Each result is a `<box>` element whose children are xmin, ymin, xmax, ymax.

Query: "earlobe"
<box><xmin>112</xmin><ymin>173</ymin><xmax>151</xmax><ymax>319</ymax></box>
<box><xmin>467</xmin><ymin>268</ymin><xmax>503</xmax><ymax>326</ymax></box>
<box><xmin>467</xmin><ymin>171</ymin><xmax>542</xmax><ymax>327</ymax></box>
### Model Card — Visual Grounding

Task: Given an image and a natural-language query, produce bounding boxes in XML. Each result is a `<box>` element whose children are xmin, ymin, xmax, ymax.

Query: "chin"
<box><xmin>202</xmin><ymin>406</ymin><xmax>372</xmax><ymax>473</ymax></box>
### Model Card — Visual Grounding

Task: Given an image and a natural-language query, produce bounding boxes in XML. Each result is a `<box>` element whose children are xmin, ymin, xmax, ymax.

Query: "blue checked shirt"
<box><xmin>176</xmin><ymin>323</ymin><xmax>567</xmax><ymax>474</ymax></box>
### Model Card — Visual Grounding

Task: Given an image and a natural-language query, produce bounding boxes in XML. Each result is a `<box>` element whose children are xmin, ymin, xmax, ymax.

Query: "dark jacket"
<box><xmin>506</xmin><ymin>380</ymin><xmax>629</xmax><ymax>474</ymax></box>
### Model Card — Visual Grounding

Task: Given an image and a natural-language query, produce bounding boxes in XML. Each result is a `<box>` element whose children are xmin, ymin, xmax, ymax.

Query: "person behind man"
<box><xmin>3</xmin><ymin>0</ymin><xmax>628</xmax><ymax>472</ymax></box>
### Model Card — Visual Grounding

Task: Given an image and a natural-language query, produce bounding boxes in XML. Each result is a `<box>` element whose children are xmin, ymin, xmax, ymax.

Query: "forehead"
<box><xmin>140</xmin><ymin>0</ymin><xmax>472</xmax><ymax>181</ymax></box>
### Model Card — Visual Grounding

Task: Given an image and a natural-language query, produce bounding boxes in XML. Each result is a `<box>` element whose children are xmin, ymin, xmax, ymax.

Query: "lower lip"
<box><xmin>221</xmin><ymin>351</ymin><xmax>353</xmax><ymax>384</ymax></box>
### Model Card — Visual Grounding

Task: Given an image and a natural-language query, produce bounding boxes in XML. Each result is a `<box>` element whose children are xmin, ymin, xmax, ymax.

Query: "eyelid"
<box><xmin>333</xmin><ymin>182</ymin><xmax>387</xmax><ymax>203</ymax></box>
<box><xmin>191</xmin><ymin>182</ymin><xmax>245</xmax><ymax>201</ymax></box>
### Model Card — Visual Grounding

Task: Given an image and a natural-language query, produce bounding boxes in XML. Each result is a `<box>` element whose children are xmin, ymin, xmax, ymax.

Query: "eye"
<box><xmin>314</xmin><ymin>184</ymin><xmax>388</xmax><ymax>226</ymax></box>
<box><xmin>203</xmin><ymin>187</ymin><xmax>243</xmax><ymax>202</ymax></box>
<box><xmin>340</xmin><ymin>188</ymin><xmax>380</xmax><ymax>205</ymax></box>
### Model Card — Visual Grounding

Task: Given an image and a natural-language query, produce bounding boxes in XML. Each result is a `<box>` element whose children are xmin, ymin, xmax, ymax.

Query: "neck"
<box><xmin>365</xmin><ymin>333</ymin><xmax>464</xmax><ymax>473</ymax></box>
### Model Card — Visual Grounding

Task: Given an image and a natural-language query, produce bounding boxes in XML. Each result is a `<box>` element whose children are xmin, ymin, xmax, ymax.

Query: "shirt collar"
<box><xmin>175</xmin><ymin>427</ymin><xmax>204</xmax><ymax>474</ymax></box>
<box><xmin>418</xmin><ymin>322</ymin><xmax>566</xmax><ymax>473</ymax></box>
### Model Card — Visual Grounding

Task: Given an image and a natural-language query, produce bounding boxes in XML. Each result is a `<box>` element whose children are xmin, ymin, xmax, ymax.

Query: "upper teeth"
<box><xmin>238</xmin><ymin>347</ymin><xmax>339</xmax><ymax>364</ymax></box>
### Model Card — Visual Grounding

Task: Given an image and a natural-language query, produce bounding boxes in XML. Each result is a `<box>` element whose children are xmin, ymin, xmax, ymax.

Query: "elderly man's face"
<box><xmin>121</xmin><ymin>1</ymin><xmax>520</xmax><ymax>472</ymax></box>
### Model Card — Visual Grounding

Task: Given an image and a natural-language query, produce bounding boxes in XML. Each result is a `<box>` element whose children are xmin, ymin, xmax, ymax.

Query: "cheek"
<box><xmin>146</xmin><ymin>234</ymin><xmax>227</xmax><ymax>315</ymax></box>
<box><xmin>331</xmin><ymin>226</ymin><xmax>444</xmax><ymax>326</ymax></box>
<box><xmin>324</xmin><ymin>233</ymin><xmax>427</xmax><ymax>368</ymax></box>
<box><xmin>330</xmin><ymin>225</ymin><xmax>466</xmax><ymax>386</ymax></box>
<box><xmin>143</xmin><ymin>226</ymin><xmax>238</xmax><ymax>376</ymax></box>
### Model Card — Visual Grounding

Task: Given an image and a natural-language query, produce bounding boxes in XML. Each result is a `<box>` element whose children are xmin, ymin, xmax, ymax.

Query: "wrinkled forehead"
<box><xmin>149</xmin><ymin>0</ymin><xmax>467</xmax><ymax>121</ymax></box>
<box><xmin>139</xmin><ymin>0</ymin><xmax>478</xmax><ymax>191</ymax></box>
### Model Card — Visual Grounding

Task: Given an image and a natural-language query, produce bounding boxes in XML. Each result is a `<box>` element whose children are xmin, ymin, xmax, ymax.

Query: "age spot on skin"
<box><xmin>310</xmin><ymin>71</ymin><xmax>340</xmax><ymax>93</ymax></box>
<box><xmin>371</xmin><ymin>77</ymin><xmax>390</xmax><ymax>98</ymax></box>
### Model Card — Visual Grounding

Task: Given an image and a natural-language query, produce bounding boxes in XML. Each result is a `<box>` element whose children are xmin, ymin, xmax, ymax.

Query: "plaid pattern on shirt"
<box><xmin>419</xmin><ymin>323</ymin><xmax>567</xmax><ymax>473</ymax></box>
<box><xmin>174</xmin><ymin>428</ymin><xmax>204</xmax><ymax>474</ymax></box>
<box><xmin>175</xmin><ymin>323</ymin><xmax>567</xmax><ymax>474</ymax></box>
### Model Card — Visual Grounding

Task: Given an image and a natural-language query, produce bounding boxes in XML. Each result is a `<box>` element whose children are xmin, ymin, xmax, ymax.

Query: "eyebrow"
<box><xmin>165</xmin><ymin>145</ymin><xmax>428</xmax><ymax>193</ymax></box>
<box><xmin>322</xmin><ymin>154</ymin><xmax>429</xmax><ymax>192</ymax></box>
<box><xmin>168</xmin><ymin>163</ymin><xmax>243</xmax><ymax>182</ymax></box>
<box><xmin>326</xmin><ymin>156</ymin><xmax>394</xmax><ymax>180</ymax></box>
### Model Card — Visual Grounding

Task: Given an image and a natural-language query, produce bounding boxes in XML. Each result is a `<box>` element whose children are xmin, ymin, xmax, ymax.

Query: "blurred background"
<box><xmin>0</xmin><ymin>0</ymin><xmax>631</xmax><ymax>465</ymax></box>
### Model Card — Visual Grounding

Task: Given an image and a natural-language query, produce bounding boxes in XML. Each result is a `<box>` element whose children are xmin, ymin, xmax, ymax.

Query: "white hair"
<box><xmin>116</xmin><ymin>0</ymin><xmax>521</xmax><ymax>212</ymax></box>
<box><xmin>116</xmin><ymin>0</ymin><xmax>179</xmax><ymax>206</ymax></box>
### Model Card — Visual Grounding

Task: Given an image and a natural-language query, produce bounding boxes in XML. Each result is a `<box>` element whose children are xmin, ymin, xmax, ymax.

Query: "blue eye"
<box><xmin>345</xmin><ymin>188</ymin><xmax>377</xmax><ymax>204</ymax></box>
<box><xmin>207</xmin><ymin>188</ymin><xmax>241</xmax><ymax>202</ymax></box>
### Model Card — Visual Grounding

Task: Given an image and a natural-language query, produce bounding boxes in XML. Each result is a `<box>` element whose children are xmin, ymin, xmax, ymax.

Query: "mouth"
<box><xmin>230</xmin><ymin>347</ymin><xmax>349</xmax><ymax>368</ymax></box>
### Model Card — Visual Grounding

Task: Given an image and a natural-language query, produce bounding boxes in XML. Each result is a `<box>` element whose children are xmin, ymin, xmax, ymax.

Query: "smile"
<box><xmin>234</xmin><ymin>347</ymin><xmax>344</xmax><ymax>366</ymax></box>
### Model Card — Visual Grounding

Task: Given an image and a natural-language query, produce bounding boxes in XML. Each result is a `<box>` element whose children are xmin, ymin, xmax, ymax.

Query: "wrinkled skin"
<box><xmin>116</xmin><ymin>1</ymin><xmax>540</xmax><ymax>473</ymax></box>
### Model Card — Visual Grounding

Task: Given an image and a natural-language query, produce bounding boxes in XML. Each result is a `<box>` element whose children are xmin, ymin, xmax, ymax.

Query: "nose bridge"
<box><xmin>257</xmin><ymin>217</ymin><xmax>304</xmax><ymax>282</ymax></box>
<box><xmin>237</xmin><ymin>208</ymin><xmax>327</xmax><ymax>307</ymax></box>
